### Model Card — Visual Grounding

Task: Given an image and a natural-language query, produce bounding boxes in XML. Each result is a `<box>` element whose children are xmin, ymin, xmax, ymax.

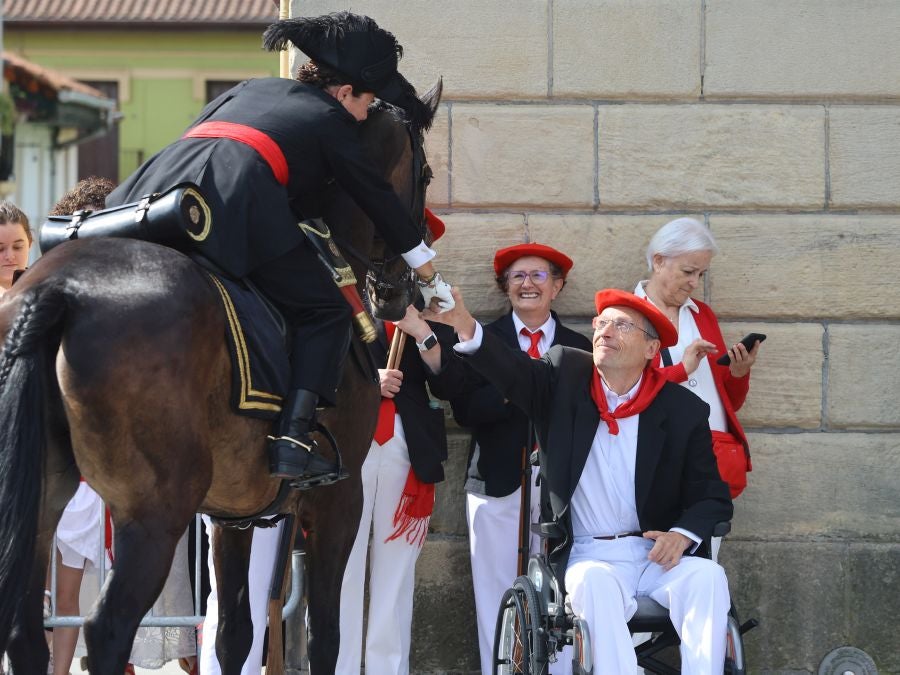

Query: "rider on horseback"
<box><xmin>106</xmin><ymin>12</ymin><xmax>454</xmax><ymax>487</ymax></box>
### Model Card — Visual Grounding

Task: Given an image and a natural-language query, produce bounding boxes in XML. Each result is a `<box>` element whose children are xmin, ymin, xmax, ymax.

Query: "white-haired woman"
<box><xmin>635</xmin><ymin>218</ymin><xmax>761</xmax><ymax>531</ymax></box>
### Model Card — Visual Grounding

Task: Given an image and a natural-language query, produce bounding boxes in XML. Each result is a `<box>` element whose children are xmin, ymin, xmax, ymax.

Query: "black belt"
<box><xmin>593</xmin><ymin>531</ymin><xmax>644</xmax><ymax>541</ymax></box>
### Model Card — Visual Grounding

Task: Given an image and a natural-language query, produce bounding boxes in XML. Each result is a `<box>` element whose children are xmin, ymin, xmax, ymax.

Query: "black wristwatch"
<box><xmin>416</xmin><ymin>332</ymin><xmax>438</xmax><ymax>351</ymax></box>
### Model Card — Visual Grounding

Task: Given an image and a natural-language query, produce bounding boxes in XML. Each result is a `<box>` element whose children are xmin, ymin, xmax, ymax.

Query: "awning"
<box><xmin>2</xmin><ymin>51</ymin><xmax>117</xmax><ymax>146</ymax></box>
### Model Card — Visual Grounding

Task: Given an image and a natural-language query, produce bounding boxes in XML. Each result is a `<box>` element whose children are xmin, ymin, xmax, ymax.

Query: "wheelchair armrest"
<box><xmin>531</xmin><ymin>521</ymin><xmax>565</xmax><ymax>539</ymax></box>
<box><xmin>712</xmin><ymin>521</ymin><xmax>731</xmax><ymax>538</ymax></box>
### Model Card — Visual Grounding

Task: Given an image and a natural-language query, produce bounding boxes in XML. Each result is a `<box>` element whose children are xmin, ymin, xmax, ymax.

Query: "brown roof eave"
<box><xmin>6</xmin><ymin>21</ymin><xmax>269</xmax><ymax>31</ymax></box>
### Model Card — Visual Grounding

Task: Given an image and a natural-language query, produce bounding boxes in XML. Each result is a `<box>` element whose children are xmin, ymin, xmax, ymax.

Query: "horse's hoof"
<box><xmin>289</xmin><ymin>469</ymin><xmax>349</xmax><ymax>490</ymax></box>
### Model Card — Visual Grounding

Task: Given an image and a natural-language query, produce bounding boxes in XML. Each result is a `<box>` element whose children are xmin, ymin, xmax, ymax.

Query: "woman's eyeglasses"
<box><xmin>507</xmin><ymin>270</ymin><xmax>551</xmax><ymax>285</ymax></box>
<box><xmin>592</xmin><ymin>317</ymin><xmax>658</xmax><ymax>339</ymax></box>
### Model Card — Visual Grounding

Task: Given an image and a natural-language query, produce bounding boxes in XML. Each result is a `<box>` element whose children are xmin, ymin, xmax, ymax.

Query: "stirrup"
<box><xmin>288</xmin><ymin>421</ymin><xmax>347</xmax><ymax>490</ymax></box>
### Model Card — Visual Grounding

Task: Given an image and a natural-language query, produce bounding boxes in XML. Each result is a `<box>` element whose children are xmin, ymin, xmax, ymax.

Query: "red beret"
<box><xmin>424</xmin><ymin>208</ymin><xmax>445</xmax><ymax>243</ymax></box>
<box><xmin>493</xmin><ymin>243</ymin><xmax>574</xmax><ymax>277</ymax></box>
<box><xmin>593</xmin><ymin>289</ymin><xmax>678</xmax><ymax>348</ymax></box>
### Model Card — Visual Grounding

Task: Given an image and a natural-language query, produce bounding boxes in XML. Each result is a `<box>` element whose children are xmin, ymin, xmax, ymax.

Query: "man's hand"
<box><xmin>421</xmin><ymin>287</ymin><xmax>477</xmax><ymax>341</ymax></box>
<box><xmin>379</xmin><ymin>368</ymin><xmax>403</xmax><ymax>398</ymax></box>
<box><xmin>644</xmin><ymin>530</ymin><xmax>692</xmax><ymax>571</ymax></box>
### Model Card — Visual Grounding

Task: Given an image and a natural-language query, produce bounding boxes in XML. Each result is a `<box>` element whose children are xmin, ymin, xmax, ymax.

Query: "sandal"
<box><xmin>43</xmin><ymin>589</ymin><xmax>52</xmax><ymax>620</ymax></box>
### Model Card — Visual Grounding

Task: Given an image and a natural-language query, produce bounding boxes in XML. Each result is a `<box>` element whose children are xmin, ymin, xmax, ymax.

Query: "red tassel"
<box><xmin>385</xmin><ymin>468</ymin><xmax>435</xmax><ymax>547</ymax></box>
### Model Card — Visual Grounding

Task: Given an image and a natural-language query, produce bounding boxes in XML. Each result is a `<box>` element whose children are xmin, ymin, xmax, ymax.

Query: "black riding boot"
<box><xmin>268</xmin><ymin>389</ymin><xmax>347</xmax><ymax>487</ymax></box>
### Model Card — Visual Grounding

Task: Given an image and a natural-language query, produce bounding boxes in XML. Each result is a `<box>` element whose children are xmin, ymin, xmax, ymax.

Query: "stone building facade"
<box><xmin>293</xmin><ymin>1</ymin><xmax>900</xmax><ymax>672</ymax></box>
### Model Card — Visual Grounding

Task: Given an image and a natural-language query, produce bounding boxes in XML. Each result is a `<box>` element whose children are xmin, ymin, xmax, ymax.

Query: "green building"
<box><xmin>3</xmin><ymin>0</ymin><xmax>280</xmax><ymax>184</ymax></box>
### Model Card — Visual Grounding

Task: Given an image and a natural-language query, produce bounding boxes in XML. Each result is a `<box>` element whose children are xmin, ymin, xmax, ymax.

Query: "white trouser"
<box><xmin>336</xmin><ymin>418</ymin><xmax>426</xmax><ymax>675</ymax></box>
<box><xmin>467</xmin><ymin>468</ymin><xmax>574</xmax><ymax>675</ymax></box>
<box><xmin>200</xmin><ymin>515</ymin><xmax>283</xmax><ymax>675</ymax></box>
<box><xmin>565</xmin><ymin>536</ymin><xmax>730</xmax><ymax>675</ymax></box>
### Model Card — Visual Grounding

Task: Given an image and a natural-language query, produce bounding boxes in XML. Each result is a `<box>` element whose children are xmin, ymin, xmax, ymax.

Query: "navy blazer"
<box><xmin>450</xmin><ymin>310</ymin><xmax>592</xmax><ymax>497</ymax></box>
<box><xmin>462</xmin><ymin>331</ymin><xmax>733</xmax><ymax>580</ymax></box>
<box><xmin>369</xmin><ymin>322</ymin><xmax>466</xmax><ymax>484</ymax></box>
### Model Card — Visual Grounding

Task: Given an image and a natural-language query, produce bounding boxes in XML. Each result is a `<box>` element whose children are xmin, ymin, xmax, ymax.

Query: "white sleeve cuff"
<box><xmin>671</xmin><ymin>527</ymin><xmax>702</xmax><ymax>554</ymax></box>
<box><xmin>453</xmin><ymin>321</ymin><xmax>484</xmax><ymax>354</ymax></box>
<box><xmin>401</xmin><ymin>240</ymin><xmax>437</xmax><ymax>269</ymax></box>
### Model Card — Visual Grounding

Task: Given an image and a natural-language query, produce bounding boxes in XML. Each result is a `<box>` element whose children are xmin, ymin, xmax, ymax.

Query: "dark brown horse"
<box><xmin>0</xmin><ymin>82</ymin><xmax>441</xmax><ymax>675</ymax></box>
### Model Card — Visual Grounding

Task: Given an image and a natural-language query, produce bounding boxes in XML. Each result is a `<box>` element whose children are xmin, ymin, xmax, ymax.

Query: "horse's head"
<box><xmin>359</xmin><ymin>79</ymin><xmax>443</xmax><ymax>321</ymax></box>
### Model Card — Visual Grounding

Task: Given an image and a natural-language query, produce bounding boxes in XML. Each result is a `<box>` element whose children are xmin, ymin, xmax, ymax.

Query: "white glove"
<box><xmin>417</xmin><ymin>272</ymin><xmax>455</xmax><ymax>312</ymax></box>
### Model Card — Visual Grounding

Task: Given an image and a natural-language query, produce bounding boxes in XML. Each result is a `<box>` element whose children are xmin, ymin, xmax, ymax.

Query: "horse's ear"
<box><xmin>420</xmin><ymin>78</ymin><xmax>443</xmax><ymax>124</ymax></box>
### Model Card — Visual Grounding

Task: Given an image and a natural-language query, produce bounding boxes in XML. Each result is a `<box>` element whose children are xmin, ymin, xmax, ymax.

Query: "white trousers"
<box><xmin>200</xmin><ymin>515</ymin><xmax>283</xmax><ymax>675</ymax></box>
<box><xmin>336</xmin><ymin>419</ymin><xmax>426</xmax><ymax>675</ymax></box>
<box><xmin>565</xmin><ymin>536</ymin><xmax>730</xmax><ymax>675</ymax></box>
<box><xmin>467</xmin><ymin>468</ymin><xmax>575</xmax><ymax>675</ymax></box>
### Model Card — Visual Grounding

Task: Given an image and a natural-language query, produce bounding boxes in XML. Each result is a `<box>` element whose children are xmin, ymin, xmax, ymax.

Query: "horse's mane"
<box><xmin>372</xmin><ymin>77</ymin><xmax>441</xmax><ymax>133</ymax></box>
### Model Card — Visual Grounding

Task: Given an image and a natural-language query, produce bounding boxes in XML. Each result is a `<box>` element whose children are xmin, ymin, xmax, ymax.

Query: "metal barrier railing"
<box><xmin>44</xmin><ymin>513</ymin><xmax>302</xmax><ymax>630</ymax></box>
<box><xmin>45</xmin><ymin>513</ymin><xmax>206</xmax><ymax>629</ymax></box>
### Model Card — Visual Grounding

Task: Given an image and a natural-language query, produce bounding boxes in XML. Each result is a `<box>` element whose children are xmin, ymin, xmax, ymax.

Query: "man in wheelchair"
<box><xmin>425</xmin><ymin>287</ymin><xmax>734</xmax><ymax>673</ymax></box>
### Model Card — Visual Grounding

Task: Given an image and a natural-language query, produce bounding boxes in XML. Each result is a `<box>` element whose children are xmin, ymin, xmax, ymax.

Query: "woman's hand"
<box><xmin>394</xmin><ymin>305</ymin><xmax>432</xmax><ymax>343</ymax></box>
<box><xmin>379</xmin><ymin>368</ymin><xmax>403</xmax><ymax>398</ymax></box>
<box><xmin>728</xmin><ymin>338</ymin><xmax>761</xmax><ymax>378</ymax></box>
<box><xmin>681</xmin><ymin>338</ymin><xmax>718</xmax><ymax>375</ymax></box>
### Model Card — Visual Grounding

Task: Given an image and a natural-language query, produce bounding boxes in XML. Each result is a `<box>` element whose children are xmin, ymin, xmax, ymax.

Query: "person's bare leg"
<box><xmin>52</xmin><ymin>551</ymin><xmax>85</xmax><ymax>675</ymax></box>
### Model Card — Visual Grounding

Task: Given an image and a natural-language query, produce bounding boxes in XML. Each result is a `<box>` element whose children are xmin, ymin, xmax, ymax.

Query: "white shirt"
<box><xmin>570</xmin><ymin>377</ymin><xmax>642</xmax><ymax>538</ymax></box>
<box><xmin>512</xmin><ymin>312</ymin><xmax>557</xmax><ymax>356</ymax></box>
<box><xmin>634</xmin><ymin>281</ymin><xmax>728</xmax><ymax>432</ymax></box>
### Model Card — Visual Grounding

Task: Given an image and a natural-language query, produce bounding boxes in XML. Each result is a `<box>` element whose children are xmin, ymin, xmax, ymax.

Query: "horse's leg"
<box><xmin>303</xmin><ymin>490</ymin><xmax>363</xmax><ymax>675</ymax></box>
<box><xmin>82</xmin><ymin>518</ymin><xmax>182</xmax><ymax>675</ymax></box>
<box><xmin>211</xmin><ymin>524</ymin><xmax>254</xmax><ymax>675</ymax></box>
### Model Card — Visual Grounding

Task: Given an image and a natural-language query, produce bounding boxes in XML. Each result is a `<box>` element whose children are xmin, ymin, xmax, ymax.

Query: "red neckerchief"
<box><xmin>589</xmin><ymin>365</ymin><xmax>666</xmax><ymax>435</ymax></box>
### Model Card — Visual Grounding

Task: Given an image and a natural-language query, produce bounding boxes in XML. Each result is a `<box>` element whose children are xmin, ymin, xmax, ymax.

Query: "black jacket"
<box><xmin>462</xmin><ymin>331</ymin><xmax>733</xmax><ymax>580</ymax></box>
<box><xmin>450</xmin><ymin>310</ymin><xmax>592</xmax><ymax>497</ymax></box>
<box><xmin>369</xmin><ymin>322</ymin><xmax>467</xmax><ymax>484</ymax></box>
<box><xmin>108</xmin><ymin>78</ymin><xmax>421</xmax><ymax>278</ymax></box>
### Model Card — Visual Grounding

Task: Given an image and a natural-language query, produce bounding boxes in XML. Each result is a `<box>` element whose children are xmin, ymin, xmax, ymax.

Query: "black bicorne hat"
<box><xmin>263</xmin><ymin>12</ymin><xmax>412</xmax><ymax>109</ymax></box>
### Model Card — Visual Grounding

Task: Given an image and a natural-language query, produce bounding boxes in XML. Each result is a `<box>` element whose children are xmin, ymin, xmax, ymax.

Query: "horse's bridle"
<box><xmin>364</xmin><ymin>123</ymin><xmax>432</xmax><ymax>306</ymax></box>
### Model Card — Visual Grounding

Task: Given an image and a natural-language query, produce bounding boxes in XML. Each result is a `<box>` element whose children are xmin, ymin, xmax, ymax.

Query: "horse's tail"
<box><xmin>0</xmin><ymin>282</ymin><xmax>66</xmax><ymax>642</ymax></box>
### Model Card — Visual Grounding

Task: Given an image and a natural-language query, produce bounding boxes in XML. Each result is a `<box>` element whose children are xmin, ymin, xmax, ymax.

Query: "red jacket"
<box><xmin>652</xmin><ymin>299</ymin><xmax>752</xmax><ymax>472</ymax></box>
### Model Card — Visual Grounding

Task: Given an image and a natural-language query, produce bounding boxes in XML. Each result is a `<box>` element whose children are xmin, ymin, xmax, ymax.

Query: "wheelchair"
<box><xmin>492</xmin><ymin>521</ymin><xmax>758</xmax><ymax>674</ymax></box>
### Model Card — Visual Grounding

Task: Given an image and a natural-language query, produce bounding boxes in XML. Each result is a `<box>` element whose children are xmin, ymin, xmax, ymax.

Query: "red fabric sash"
<box><xmin>182</xmin><ymin>121</ymin><xmax>289</xmax><ymax>186</ymax></box>
<box><xmin>385</xmin><ymin>468</ymin><xmax>434</xmax><ymax>547</ymax></box>
<box><xmin>590</xmin><ymin>365</ymin><xmax>667</xmax><ymax>435</ymax></box>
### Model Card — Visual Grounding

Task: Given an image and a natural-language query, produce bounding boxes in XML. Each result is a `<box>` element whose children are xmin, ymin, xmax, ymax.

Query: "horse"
<box><xmin>0</xmin><ymin>80</ymin><xmax>442</xmax><ymax>675</ymax></box>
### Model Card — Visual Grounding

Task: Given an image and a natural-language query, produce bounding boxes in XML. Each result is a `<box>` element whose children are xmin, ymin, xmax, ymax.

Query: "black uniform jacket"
<box><xmin>108</xmin><ymin>78</ymin><xmax>422</xmax><ymax>278</ymax></box>
<box><xmin>451</xmin><ymin>310</ymin><xmax>592</xmax><ymax>497</ymax></box>
<box><xmin>369</xmin><ymin>322</ymin><xmax>467</xmax><ymax>484</ymax></box>
<box><xmin>461</xmin><ymin>330</ymin><xmax>733</xmax><ymax>579</ymax></box>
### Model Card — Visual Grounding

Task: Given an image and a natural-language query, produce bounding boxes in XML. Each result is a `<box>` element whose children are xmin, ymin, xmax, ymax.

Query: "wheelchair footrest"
<box><xmin>740</xmin><ymin>618</ymin><xmax>759</xmax><ymax>634</ymax></box>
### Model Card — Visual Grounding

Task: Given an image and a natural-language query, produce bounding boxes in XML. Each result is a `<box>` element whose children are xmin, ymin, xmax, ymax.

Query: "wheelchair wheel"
<box><xmin>493</xmin><ymin>577</ymin><xmax>547</xmax><ymax>674</ymax></box>
<box><xmin>571</xmin><ymin>616</ymin><xmax>593</xmax><ymax>674</ymax></box>
<box><xmin>724</xmin><ymin>605</ymin><xmax>746</xmax><ymax>675</ymax></box>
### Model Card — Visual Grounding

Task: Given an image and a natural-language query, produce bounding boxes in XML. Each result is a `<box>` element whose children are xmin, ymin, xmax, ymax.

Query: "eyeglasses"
<box><xmin>507</xmin><ymin>270</ymin><xmax>551</xmax><ymax>285</ymax></box>
<box><xmin>592</xmin><ymin>317</ymin><xmax>658</xmax><ymax>339</ymax></box>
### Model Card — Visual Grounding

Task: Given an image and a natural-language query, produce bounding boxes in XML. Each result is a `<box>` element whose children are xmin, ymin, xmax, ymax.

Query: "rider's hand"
<box><xmin>379</xmin><ymin>368</ymin><xmax>403</xmax><ymax>399</ymax></box>
<box><xmin>418</xmin><ymin>271</ymin><xmax>455</xmax><ymax>313</ymax></box>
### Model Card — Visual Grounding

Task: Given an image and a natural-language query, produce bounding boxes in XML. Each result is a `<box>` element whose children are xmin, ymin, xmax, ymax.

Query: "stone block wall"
<box><xmin>294</xmin><ymin>1</ymin><xmax>900</xmax><ymax>672</ymax></box>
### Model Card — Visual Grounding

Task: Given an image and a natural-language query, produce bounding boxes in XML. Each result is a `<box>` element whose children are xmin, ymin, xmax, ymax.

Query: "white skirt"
<box><xmin>56</xmin><ymin>482</ymin><xmax>104</xmax><ymax>570</ymax></box>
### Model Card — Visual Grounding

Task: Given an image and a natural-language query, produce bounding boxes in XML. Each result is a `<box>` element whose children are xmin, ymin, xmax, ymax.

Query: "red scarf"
<box><xmin>589</xmin><ymin>365</ymin><xmax>667</xmax><ymax>435</ymax></box>
<box><xmin>385</xmin><ymin>468</ymin><xmax>434</xmax><ymax>547</ymax></box>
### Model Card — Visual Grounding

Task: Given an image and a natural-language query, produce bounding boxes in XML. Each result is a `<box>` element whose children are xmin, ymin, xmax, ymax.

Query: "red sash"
<box><xmin>182</xmin><ymin>121</ymin><xmax>289</xmax><ymax>186</ymax></box>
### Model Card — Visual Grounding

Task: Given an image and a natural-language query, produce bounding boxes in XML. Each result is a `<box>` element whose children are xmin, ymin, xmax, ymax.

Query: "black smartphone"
<box><xmin>716</xmin><ymin>332</ymin><xmax>766</xmax><ymax>366</ymax></box>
